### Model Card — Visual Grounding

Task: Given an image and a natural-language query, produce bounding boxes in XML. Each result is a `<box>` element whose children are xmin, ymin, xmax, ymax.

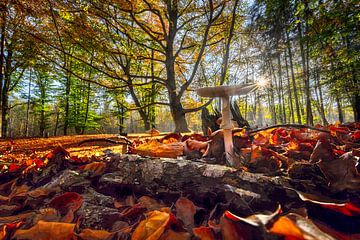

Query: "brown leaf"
<box><xmin>193</xmin><ymin>226</ymin><xmax>216</xmax><ymax>240</ymax></box>
<box><xmin>13</xmin><ymin>220</ymin><xmax>75</xmax><ymax>240</ymax></box>
<box><xmin>139</xmin><ymin>196</ymin><xmax>164</xmax><ymax>211</ymax></box>
<box><xmin>0</xmin><ymin>212</ymin><xmax>35</xmax><ymax>224</ymax></box>
<box><xmin>159</xmin><ymin>229</ymin><xmax>190</xmax><ymax>240</ymax></box>
<box><xmin>75</xmin><ymin>229</ymin><xmax>113</xmax><ymax>240</ymax></box>
<box><xmin>175</xmin><ymin>197</ymin><xmax>196</xmax><ymax>229</ymax></box>
<box><xmin>317</xmin><ymin>152</ymin><xmax>360</xmax><ymax>191</ymax></box>
<box><xmin>49</xmin><ymin>192</ymin><xmax>83</xmax><ymax>215</ymax></box>
<box><xmin>269</xmin><ymin>213</ymin><xmax>336</xmax><ymax>240</ymax></box>
<box><xmin>220</xmin><ymin>213</ymin><xmax>252</xmax><ymax>240</ymax></box>
<box><xmin>78</xmin><ymin>162</ymin><xmax>106</xmax><ymax>175</ymax></box>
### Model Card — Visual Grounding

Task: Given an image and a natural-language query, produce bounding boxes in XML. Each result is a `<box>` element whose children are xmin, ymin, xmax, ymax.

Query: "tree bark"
<box><xmin>286</xmin><ymin>31</ymin><xmax>302</xmax><ymax>124</ymax></box>
<box><xmin>284</xmin><ymin>50</ymin><xmax>295</xmax><ymax>123</ymax></box>
<box><xmin>297</xmin><ymin>21</ymin><xmax>313</xmax><ymax>125</ymax></box>
<box><xmin>335</xmin><ymin>94</ymin><xmax>344</xmax><ymax>123</ymax></box>
<box><xmin>63</xmin><ymin>55</ymin><xmax>72</xmax><ymax>136</ymax></box>
<box><xmin>98</xmin><ymin>154</ymin><xmax>304</xmax><ymax>214</ymax></box>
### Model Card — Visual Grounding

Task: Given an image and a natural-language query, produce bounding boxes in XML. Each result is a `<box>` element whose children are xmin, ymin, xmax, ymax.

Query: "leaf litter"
<box><xmin>0</xmin><ymin>123</ymin><xmax>359</xmax><ymax>239</ymax></box>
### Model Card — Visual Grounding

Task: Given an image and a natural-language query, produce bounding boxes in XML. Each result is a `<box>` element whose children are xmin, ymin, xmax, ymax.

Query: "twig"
<box><xmin>78</xmin><ymin>136</ymin><xmax>132</xmax><ymax>146</ymax></box>
<box><xmin>248</xmin><ymin>124</ymin><xmax>330</xmax><ymax>135</ymax></box>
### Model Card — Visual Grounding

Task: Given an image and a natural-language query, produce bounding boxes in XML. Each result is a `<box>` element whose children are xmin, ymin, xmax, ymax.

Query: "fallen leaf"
<box><xmin>193</xmin><ymin>226</ymin><xmax>216</xmax><ymax>240</ymax></box>
<box><xmin>13</xmin><ymin>220</ymin><xmax>75</xmax><ymax>240</ymax></box>
<box><xmin>295</xmin><ymin>190</ymin><xmax>360</xmax><ymax>217</ymax></box>
<box><xmin>131</xmin><ymin>210</ymin><xmax>171</xmax><ymax>240</ymax></box>
<box><xmin>139</xmin><ymin>196</ymin><xmax>164</xmax><ymax>211</ymax></box>
<box><xmin>224</xmin><ymin>205</ymin><xmax>281</xmax><ymax>227</ymax></box>
<box><xmin>76</xmin><ymin>228</ymin><xmax>113</xmax><ymax>240</ymax></box>
<box><xmin>159</xmin><ymin>229</ymin><xmax>190</xmax><ymax>240</ymax></box>
<box><xmin>49</xmin><ymin>192</ymin><xmax>83</xmax><ymax>221</ymax></box>
<box><xmin>0</xmin><ymin>212</ymin><xmax>34</xmax><ymax>224</ymax></box>
<box><xmin>269</xmin><ymin>216</ymin><xmax>304</xmax><ymax>239</ymax></box>
<box><xmin>317</xmin><ymin>152</ymin><xmax>360</xmax><ymax>191</ymax></box>
<box><xmin>220</xmin><ymin>213</ymin><xmax>254</xmax><ymax>240</ymax></box>
<box><xmin>134</xmin><ymin>140</ymin><xmax>184</xmax><ymax>158</ymax></box>
<box><xmin>175</xmin><ymin>197</ymin><xmax>197</xmax><ymax>229</ymax></box>
<box><xmin>78</xmin><ymin>162</ymin><xmax>106</xmax><ymax>175</ymax></box>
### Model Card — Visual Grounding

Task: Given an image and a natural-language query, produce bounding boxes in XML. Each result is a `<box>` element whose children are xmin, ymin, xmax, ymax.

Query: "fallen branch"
<box><xmin>247</xmin><ymin>124</ymin><xmax>331</xmax><ymax>135</ymax></box>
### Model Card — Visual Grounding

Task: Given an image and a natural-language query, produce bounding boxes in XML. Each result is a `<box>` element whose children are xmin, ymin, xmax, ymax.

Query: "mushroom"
<box><xmin>196</xmin><ymin>83</ymin><xmax>258</xmax><ymax>167</ymax></box>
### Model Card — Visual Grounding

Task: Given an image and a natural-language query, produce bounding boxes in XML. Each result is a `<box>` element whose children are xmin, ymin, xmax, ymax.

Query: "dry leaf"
<box><xmin>131</xmin><ymin>210</ymin><xmax>171</xmax><ymax>240</ymax></box>
<box><xmin>175</xmin><ymin>197</ymin><xmax>196</xmax><ymax>229</ymax></box>
<box><xmin>13</xmin><ymin>220</ymin><xmax>75</xmax><ymax>240</ymax></box>
<box><xmin>76</xmin><ymin>229</ymin><xmax>113</xmax><ymax>240</ymax></box>
<box><xmin>193</xmin><ymin>226</ymin><xmax>216</xmax><ymax>240</ymax></box>
<box><xmin>78</xmin><ymin>162</ymin><xmax>106</xmax><ymax>175</ymax></box>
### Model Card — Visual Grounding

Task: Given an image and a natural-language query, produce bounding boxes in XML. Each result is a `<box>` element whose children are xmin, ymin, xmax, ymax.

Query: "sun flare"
<box><xmin>256</xmin><ymin>78</ymin><xmax>269</xmax><ymax>88</ymax></box>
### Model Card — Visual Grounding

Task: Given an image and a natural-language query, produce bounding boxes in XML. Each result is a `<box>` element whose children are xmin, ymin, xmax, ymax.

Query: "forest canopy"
<box><xmin>0</xmin><ymin>0</ymin><xmax>359</xmax><ymax>138</ymax></box>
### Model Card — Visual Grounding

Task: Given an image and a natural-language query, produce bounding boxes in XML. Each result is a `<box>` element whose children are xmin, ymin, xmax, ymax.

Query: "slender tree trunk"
<box><xmin>1</xmin><ymin>47</ymin><xmax>12</xmax><ymax>138</ymax></box>
<box><xmin>267</xmin><ymin>60</ymin><xmax>277</xmax><ymax>124</ymax></box>
<box><xmin>54</xmin><ymin>107</ymin><xmax>59</xmax><ymax>136</ymax></box>
<box><xmin>0</xmin><ymin>10</ymin><xmax>5</xmax><ymax>138</ymax></box>
<box><xmin>25</xmin><ymin>69</ymin><xmax>32</xmax><ymax>136</ymax></box>
<box><xmin>277</xmin><ymin>53</ymin><xmax>286</xmax><ymax>123</ymax></box>
<box><xmin>63</xmin><ymin>70</ymin><xmax>71</xmax><ymax>135</ymax></box>
<box><xmin>344</xmin><ymin>36</ymin><xmax>360</xmax><ymax>121</ymax></box>
<box><xmin>335</xmin><ymin>94</ymin><xmax>344</xmax><ymax>123</ymax></box>
<box><xmin>314</xmin><ymin>66</ymin><xmax>328</xmax><ymax>125</ymax></box>
<box><xmin>284</xmin><ymin>50</ymin><xmax>295</xmax><ymax>123</ymax></box>
<box><xmin>286</xmin><ymin>31</ymin><xmax>301</xmax><ymax>124</ymax></box>
<box><xmin>81</xmin><ymin>81</ymin><xmax>91</xmax><ymax>135</ymax></box>
<box><xmin>297</xmin><ymin>21</ymin><xmax>313</xmax><ymax>125</ymax></box>
<box><xmin>39</xmin><ymin>85</ymin><xmax>46</xmax><ymax>137</ymax></box>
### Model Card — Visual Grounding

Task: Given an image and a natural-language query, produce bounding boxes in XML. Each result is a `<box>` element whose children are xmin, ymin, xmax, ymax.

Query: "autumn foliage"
<box><xmin>0</xmin><ymin>123</ymin><xmax>360</xmax><ymax>239</ymax></box>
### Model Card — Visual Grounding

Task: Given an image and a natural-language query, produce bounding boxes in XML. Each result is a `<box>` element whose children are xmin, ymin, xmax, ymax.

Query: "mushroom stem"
<box><xmin>221</xmin><ymin>97</ymin><xmax>235</xmax><ymax>166</ymax></box>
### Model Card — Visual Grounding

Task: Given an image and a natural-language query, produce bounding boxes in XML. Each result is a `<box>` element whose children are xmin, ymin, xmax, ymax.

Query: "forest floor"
<box><xmin>0</xmin><ymin>133</ymin><xmax>169</xmax><ymax>165</ymax></box>
<box><xmin>0</xmin><ymin>124</ymin><xmax>359</xmax><ymax>239</ymax></box>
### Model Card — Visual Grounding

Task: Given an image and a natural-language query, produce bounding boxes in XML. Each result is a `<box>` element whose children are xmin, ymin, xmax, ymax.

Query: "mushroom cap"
<box><xmin>196</xmin><ymin>83</ymin><xmax>258</xmax><ymax>98</ymax></box>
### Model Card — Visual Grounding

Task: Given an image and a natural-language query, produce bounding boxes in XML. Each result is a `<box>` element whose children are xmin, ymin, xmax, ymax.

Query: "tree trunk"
<box><xmin>99</xmin><ymin>155</ymin><xmax>291</xmax><ymax>214</ymax></box>
<box><xmin>25</xmin><ymin>70</ymin><xmax>32</xmax><ymax>136</ymax></box>
<box><xmin>314</xmin><ymin>67</ymin><xmax>328</xmax><ymax>125</ymax></box>
<box><xmin>286</xmin><ymin>31</ymin><xmax>302</xmax><ymax>124</ymax></box>
<box><xmin>169</xmin><ymin>98</ymin><xmax>189</xmax><ymax>132</ymax></box>
<box><xmin>81</xmin><ymin>82</ymin><xmax>91</xmax><ymax>135</ymax></box>
<box><xmin>39</xmin><ymin>85</ymin><xmax>46</xmax><ymax>137</ymax></box>
<box><xmin>297</xmin><ymin>21</ymin><xmax>313</xmax><ymax>125</ymax></box>
<box><xmin>353</xmin><ymin>94</ymin><xmax>360</xmax><ymax>122</ymax></box>
<box><xmin>0</xmin><ymin>6</ymin><xmax>5</xmax><ymax>138</ymax></box>
<box><xmin>63</xmin><ymin>58</ymin><xmax>71</xmax><ymax>136</ymax></box>
<box><xmin>1</xmin><ymin>48</ymin><xmax>12</xmax><ymax>138</ymax></box>
<box><xmin>335</xmin><ymin>94</ymin><xmax>344</xmax><ymax>123</ymax></box>
<box><xmin>277</xmin><ymin>53</ymin><xmax>286</xmax><ymax>123</ymax></box>
<box><xmin>284</xmin><ymin>50</ymin><xmax>295</xmax><ymax>123</ymax></box>
<box><xmin>54</xmin><ymin>107</ymin><xmax>59</xmax><ymax>136</ymax></box>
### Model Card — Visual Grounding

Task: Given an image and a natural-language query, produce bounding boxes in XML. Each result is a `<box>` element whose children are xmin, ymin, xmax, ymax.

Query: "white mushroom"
<box><xmin>196</xmin><ymin>83</ymin><xmax>258</xmax><ymax>167</ymax></box>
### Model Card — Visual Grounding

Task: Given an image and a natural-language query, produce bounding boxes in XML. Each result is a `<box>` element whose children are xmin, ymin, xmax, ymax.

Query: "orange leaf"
<box><xmin>193</xmin><ymin>226</ymin><xmax>216</xmax><ymax>240</ymax></box>
<box><xmin>131</xmin><ymin>210</ymin><xmax>171</xmax><ymax>240</ymax></box>
<box><xmin>269</xmin><ymin>216</ymin><xmax>304</xmax><ymax>240</ymax></box>
<box><xmin>13</xmin><ymin>221</ymin><xmax>75</xmax><ymax>240</ymax></box>
<box><xmin>78</xmin><ymin>162</ymin><xmax>106</xmax><ymax>175</ymax></box>
<box><xmin>76</xmin><ymin>229</ymin><xmax>113</xmax><ymax>240</ymax></box>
